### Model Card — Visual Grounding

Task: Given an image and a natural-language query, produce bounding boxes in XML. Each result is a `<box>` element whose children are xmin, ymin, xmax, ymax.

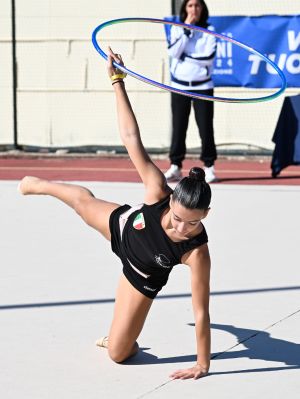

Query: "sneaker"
<box><xmin>204</xmin><ymin>165</ymin><xmax>217</xmax><ymax>183</ymax></box>
<box><xmin>164</xmin><ymin>164</ymin><xmax>182</xmax><ymax>181</ymax></box>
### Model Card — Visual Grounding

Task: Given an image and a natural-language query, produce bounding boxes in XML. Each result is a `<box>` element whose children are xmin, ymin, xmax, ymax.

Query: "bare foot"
<box><xmin>18</xmin><ymin>176</ymin><xmax>44</xmax><ymax>195</ymax></box>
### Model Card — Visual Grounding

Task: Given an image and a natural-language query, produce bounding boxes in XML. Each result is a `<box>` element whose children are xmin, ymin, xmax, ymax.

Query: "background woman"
<box><xmin>164</xmin><ymin>0</ymin><xmax>217</xmax><ymax>183</ymax></box>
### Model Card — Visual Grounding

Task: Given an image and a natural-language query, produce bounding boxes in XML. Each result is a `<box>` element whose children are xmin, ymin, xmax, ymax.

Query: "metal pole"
<box><xmin>172</xmin><ymin>0</ymin><xmax>181</xmax><ymax>15</ymax></box>
<box><xmin>11</xmin><ymin>0</ymin><xmax>19</xmax><ymax>149</ymax></box>
<box><xmin>171</xmin><ymin>0</ymin><xmax>176</xmax><ymax>15</ymax></box>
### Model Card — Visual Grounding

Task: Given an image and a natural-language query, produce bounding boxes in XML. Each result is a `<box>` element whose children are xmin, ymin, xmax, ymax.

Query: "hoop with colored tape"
<box><xmin>92</xmin><ymin>17</ymin><xmax>287</xmax><ymax>103</ymax></box>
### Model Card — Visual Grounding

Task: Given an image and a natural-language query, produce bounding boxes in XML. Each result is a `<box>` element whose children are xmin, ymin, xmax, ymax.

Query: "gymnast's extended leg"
<box><xmin>18</xmin><ymin>176</ymin><xmax>120</xmax><ymax>239</ymax></box>
<box><xmin>19</xmin><ymin>176</ymin><xmax>152</xmax><ymax>363</ymax></box>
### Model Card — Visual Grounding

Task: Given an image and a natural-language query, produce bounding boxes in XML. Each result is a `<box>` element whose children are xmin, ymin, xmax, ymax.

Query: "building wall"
<box><xmin>1</xmin><ymin>1</ymin><xmax>299</xmax><ymax>151</ymax></box>
<box><xmin>0</xmin><ymin>1</ymin><xmax>14</xmax><ymax>145</ymax></box>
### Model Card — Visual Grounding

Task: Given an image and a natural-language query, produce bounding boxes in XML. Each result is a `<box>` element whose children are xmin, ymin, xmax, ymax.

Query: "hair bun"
<box><xmin>189</xmin><ymin>167</ymin><xmax>206</xmax><ymax>182</ymax></box>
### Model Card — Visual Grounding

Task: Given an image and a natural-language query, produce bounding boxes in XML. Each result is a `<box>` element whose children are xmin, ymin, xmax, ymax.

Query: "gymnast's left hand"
<box><xmin>170</xmin><ymin>364</ymin><xmax>208</xmax><ymax>380</ymax></box>
<box><xmin>107</xmin><ymin>46</ymin><xmax>124</xmax><ymax>78</ymax></box>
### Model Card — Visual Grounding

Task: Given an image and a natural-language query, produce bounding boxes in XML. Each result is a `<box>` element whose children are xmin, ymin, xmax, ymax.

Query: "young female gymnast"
<box><xmin>18</xmin><ymin>48</ymin><xmax>212</xmax><ymax>380</ymax></box>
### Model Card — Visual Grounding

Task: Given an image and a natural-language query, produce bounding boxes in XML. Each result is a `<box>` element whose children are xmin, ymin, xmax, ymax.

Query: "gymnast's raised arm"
<box><xmin>107</xmin><ymin>47</ymin><xmax>171</xmax><ymax>204</ymax></box>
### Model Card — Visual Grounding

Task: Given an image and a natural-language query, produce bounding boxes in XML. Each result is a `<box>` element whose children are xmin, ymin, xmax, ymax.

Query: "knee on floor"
<box><xmin>108</xmin><ymin>341</ymin><xmax>138</xmax><ymax>363</ymax></box>
<box><xmin>108</xmin><ymin>346</ymin><xmax>131</xmax><ymax>363</ymax></box>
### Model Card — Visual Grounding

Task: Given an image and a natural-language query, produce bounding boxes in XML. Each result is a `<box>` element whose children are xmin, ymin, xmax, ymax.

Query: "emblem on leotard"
<box><xmin>143</xmin><ymin>285</ymin><xmax>157</xmax><ymax>292</ymax></box>
<box><xmin>133</xmin><ymin>212</ymin><xmax>145</xmax><ymax>230</ymax></box>
<box><xmin>154</xmin><ymin>254</ymin><xmax>171</xmax><ymax>268</ymax></box>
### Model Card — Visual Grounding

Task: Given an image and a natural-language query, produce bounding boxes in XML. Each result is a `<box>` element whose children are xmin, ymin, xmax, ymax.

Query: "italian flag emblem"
<box><xmin>133</xmin><ymin>212</ymin><xmax>145</xmax><ymax>230</ymax></box>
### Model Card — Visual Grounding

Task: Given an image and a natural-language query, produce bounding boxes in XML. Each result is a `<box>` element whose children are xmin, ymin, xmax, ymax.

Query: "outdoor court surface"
<box><xmin>0</xmin><ymin>155</ymin><xmax>300</xmax><ymax>184</ymax></box>
<box><xmin>1</xmin><ymin>156</ymin><xmax>299</xmax><ymax>398</ymax></box>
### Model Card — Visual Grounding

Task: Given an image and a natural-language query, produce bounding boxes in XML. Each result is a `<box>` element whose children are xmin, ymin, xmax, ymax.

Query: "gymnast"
<box><xmin>18</xmin><ymin>47</ymin><xmax>212</xmax><ymax>380</ymax></box>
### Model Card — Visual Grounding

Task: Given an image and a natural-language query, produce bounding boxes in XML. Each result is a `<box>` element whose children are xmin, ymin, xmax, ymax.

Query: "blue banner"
<box><xmin>164</xmin><ymin>15</ymin><xmax>300</xmax><ymax>88</ymax></box>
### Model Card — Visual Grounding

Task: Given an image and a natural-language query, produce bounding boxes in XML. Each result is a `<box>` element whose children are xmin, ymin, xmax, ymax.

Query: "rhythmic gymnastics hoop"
<box><xmin>92</xmin><ymin>17</ymin><xmax>287</xmax><ymax>103</ymax></box>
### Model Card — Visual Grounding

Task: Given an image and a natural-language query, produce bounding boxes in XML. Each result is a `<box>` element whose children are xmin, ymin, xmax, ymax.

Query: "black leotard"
<box><xmin>109</xmin><ymin>194</ymin><xmax>208</xmax><ymax>298</ymax></box>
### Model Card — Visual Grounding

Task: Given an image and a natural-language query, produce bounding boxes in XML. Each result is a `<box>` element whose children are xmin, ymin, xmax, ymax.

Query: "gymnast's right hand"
<box><xmin>107</xmin><ymin>46</ymin><xmax>126</xmax><ymax>82</ymax></box>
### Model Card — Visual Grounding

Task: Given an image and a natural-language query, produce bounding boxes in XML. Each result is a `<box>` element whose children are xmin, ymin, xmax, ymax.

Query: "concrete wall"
<box><xmin>1</xmin><ymin>1</ymin><xmax>299</xmax><ymax>151</ymax></box>
<box><xmin>1</xmin><ymin>1</ymin><xmax>14</xmax><ymax>145</ymax></box>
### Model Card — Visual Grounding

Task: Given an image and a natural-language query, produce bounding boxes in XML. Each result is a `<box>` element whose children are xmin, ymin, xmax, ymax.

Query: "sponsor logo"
<box><xmin>144</xmin><ymin>286</ymin><xmax>157</xmax><ymax>292</ymax></box>
<box><xmin>249</xmin><ymin>31</ymin><xmax>300</xmax><ymax>75</ymax></box>
<box><xmin>154</xmin><ymin>254</ymin><xmax>171</xmax><ymax>268</ymax></box>
<box><xmin>133</xmin><ymin>212</ymin><xmax>146</xmax><ymax>230</ymax></box>
<box><xmin>214</xmin><ymin>29</ymin><xmax>300</xmax><ymax>77</ymax></box>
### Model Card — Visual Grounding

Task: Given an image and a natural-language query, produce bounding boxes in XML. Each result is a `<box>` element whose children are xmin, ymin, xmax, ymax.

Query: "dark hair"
<box><xmin>179</xmin><ymin>0</ymin><xmax>209</xmax><ymax>28</ymax></box>
<box><xmin>172</xmin><ymin>167</ymin><xmax>211</xmax><ymax>209</ymax></box>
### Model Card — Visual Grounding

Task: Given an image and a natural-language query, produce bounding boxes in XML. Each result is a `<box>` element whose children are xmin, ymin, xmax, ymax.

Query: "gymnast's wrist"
<box><xmin>110</xmin><ymin>73</ymin><xmax>127</xmax><ymax>82</ymax></box>
<box><xmin>195</xmin><ymin>363</ymin><xmax>209</xmax><ymax>373</ymax></box>
<box><xmin>111</xmin><ymin>79</ymin><xmax>125</xmax><ymax>86</ymax></box>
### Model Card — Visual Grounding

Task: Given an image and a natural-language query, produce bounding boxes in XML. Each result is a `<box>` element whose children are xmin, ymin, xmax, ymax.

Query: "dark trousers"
<box><xmin>170</xmin><ymin>89</ymin><xmax>217</xmax><ymax>168</ymax></box>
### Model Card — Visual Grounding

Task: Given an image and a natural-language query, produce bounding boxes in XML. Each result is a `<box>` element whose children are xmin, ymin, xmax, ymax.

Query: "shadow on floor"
<box><xmin>125</xmin><ymin>322</ymin><xmax>300</xmax><ymax>375</ymax></box>
<box><xmin>2</xmin><ymin>285</ymin><xmax>300</xmax><ymax>310</ymax></box>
